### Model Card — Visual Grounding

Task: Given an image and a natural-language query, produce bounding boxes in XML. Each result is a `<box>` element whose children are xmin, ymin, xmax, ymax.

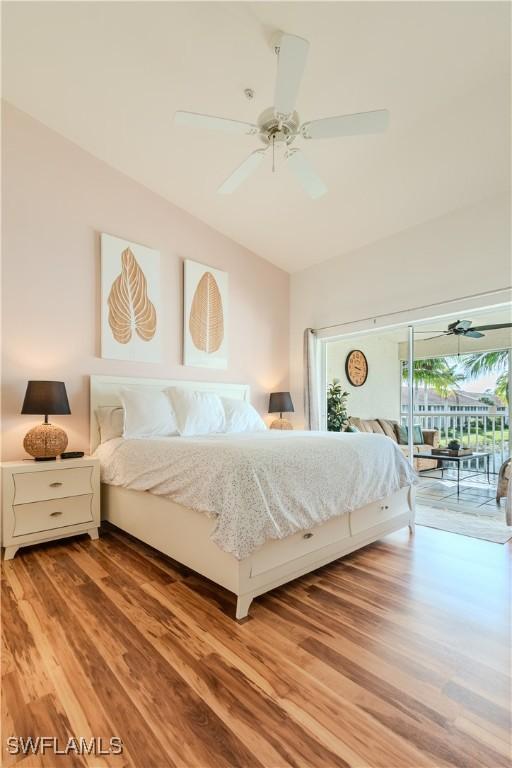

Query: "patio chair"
<box><xmin>496</xmin><ymin>458</ymin><xmax>511</xmax><ymax>524</ymax></box>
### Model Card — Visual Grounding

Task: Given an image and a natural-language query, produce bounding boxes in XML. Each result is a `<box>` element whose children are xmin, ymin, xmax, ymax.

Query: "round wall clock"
<box><xmin>345</xmin><ymin>349</ymin><xmax>368</xmax><ymax>387</ymax></box>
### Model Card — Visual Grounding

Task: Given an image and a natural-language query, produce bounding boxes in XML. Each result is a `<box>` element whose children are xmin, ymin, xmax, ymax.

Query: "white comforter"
<box><xmin>95</xmin><ymin>431</ymin><xmax>416</xmax><ymax>559</ymax></box>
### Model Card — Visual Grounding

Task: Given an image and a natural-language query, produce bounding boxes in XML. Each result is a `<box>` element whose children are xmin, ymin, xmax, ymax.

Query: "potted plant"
<box><xmin>327</xmin><ymin>379</ymin><xmax>350</xmax><ymax>432</ymax></box>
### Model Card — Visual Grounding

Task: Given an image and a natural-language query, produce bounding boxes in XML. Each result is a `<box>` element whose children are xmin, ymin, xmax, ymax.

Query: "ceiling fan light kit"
<box><xmin>175</xmin><ymin>32</ymin><xmax>390</xmax><ymax>199</ymax></box>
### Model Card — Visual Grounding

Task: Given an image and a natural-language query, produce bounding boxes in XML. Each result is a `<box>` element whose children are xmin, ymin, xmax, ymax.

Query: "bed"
<box><xmin>91</xmin><ymin>375</ymin><xmax>416</xmax><ymax>619</ymax></box>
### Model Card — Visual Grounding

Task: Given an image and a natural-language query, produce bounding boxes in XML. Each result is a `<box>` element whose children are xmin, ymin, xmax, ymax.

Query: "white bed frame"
<box><xmin>91</xmin><ymin>375</ymin><xmax>415</xmax><ymax>619</ymax></box>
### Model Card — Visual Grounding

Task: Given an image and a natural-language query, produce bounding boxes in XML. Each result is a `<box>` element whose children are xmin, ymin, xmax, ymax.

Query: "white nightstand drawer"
<box><xmin>13</xmin><ymin>494</ymin><xmax>94</xmax><ymax>537</ymax></box>
<box><xmin>13</xmin><ymin>466</ymin><xmax>94</xmax><ymax>505</ymax></box>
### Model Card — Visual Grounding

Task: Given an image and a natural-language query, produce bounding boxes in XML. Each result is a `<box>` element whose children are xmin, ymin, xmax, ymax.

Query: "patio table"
<box><xmin>413</xmin><ymin>451</ymin><xmax>491</xmax><ymax>498</ymax></box>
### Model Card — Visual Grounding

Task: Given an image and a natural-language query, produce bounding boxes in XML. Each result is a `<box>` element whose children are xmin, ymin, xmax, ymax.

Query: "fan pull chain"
<box><xmin>272</xmin><ymin>135</ymin><xmax>275</xmax><ymax>173</ymax></box>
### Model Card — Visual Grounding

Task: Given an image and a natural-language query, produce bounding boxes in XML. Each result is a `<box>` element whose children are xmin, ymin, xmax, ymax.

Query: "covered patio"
<box><xmin>416</xmin><ymin>467</ymin><xmax>511</xmax><ymax>543</ymax></box>
<box><xmin>324</xmin><ymin>304</ymin><xmax>511</xmax><ymax>542</ymax></box>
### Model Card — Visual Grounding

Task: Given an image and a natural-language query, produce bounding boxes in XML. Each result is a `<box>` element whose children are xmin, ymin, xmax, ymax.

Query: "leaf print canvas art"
<box><xmin>184</xmin><ymin>260</ymin><xmax>228</xmax><ymax>369</ymax></box>
<box><xmin>101</xmin><ymin>234</ymin><xmax>161</xmax><ymax>362</ymax></box>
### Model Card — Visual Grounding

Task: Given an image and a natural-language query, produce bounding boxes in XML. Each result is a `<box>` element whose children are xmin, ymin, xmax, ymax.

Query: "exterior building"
<box><xmin>400</xmin><ymin>387</ymin><xmax>509</xmax><ymax>471</ymax></box>
<box><xmin>401</xmin><ymin>387</ymin><xmax>507</xmax><ymax>416</ymax></box>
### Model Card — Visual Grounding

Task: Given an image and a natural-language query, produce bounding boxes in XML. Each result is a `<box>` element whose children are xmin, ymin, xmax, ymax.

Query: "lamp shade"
<box><xmin>21</xmin><ymin>381</ymin><xmax>71</xmax><ymax>416</ymax></box>
<box><xmin>268</xmin><ymin>391</ymin><xmax>294</xmax><ymax>414</ymax></box>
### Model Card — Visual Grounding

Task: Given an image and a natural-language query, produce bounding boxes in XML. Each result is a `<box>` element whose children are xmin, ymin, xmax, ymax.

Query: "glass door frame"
<box><xmin>317</xmin><ymin>293</ymin><xmax>511</xmax><ymax>466</ymax></box>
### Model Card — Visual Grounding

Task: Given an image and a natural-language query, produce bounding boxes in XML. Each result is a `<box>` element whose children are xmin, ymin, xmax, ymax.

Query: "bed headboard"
<box><xmin>90</xmin><ymin>375</ymin><xmax>250</xmax><ymax>453</ymax></box>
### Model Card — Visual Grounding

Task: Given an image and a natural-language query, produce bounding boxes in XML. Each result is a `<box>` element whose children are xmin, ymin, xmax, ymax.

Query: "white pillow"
<box><xmin>120</xmin><ymin>388</ymin><xmax>178</xmax><ymax>439</ymax></box>
<box><xmin>96</xmin><ymin>406</ymin><xmax>124</xmax><ymax>443</ymax></box>
<box><xmin>165</xmin><ymin>387</ymin><xmax>226</xmax><ymax>437</ymax></box>
<box><xmin>221</xmin><ymin>397</ymin><xmax>266</xmax><ymax>433</ymax></box>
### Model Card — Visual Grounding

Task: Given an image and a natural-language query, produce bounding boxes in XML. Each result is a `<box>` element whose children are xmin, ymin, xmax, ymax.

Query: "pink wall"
<box><xmin>1</xmin><ymin>104</ymin><xmax>289</xmax><ymax>460</ymax></box>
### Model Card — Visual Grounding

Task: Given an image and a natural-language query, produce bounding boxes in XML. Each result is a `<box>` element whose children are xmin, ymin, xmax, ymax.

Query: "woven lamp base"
<box><xmin>23</xmin><ymin>423</ymin><xmax>68</xmax><ymax>460</ymax></box>
<box><xmin>270</xmin><ymin>418</ymin><xmax>293</xmax><ymax>430</ymax></box>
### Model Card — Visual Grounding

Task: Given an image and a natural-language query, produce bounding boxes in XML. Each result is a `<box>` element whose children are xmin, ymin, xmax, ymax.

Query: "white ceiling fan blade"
<box><xmin>175</xmin><ymin>111</ymin><xmax>258</xmax><ymax>136</ymax></box>
<box><xmin>274</xmin><ymin>33</ymin><xmax>309</xmax><ymax>117</ymax></box>
<box><xmin>218</xmin><ymin>149</ymin><xmax>267</xmax><ymax>195</ymax></box>
<box><xmin>286</xmin><ymin>149</ymin><xmax>327</xmax><ymax>199</ymax></box>
<box><xmin>301</xmin><ymin>109</ymin><xmax>390</xmax><ymax>140</ymax></box>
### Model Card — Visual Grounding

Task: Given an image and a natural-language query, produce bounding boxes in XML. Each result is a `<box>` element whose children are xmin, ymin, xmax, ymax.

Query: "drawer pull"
<box><xmin>380</xmin><ymin>505</ymin><xmax>390</xmax><ymax>511</ymax></box>
<box><xmin>303</xmin><ymin>532</ymin><xmax>314</xmax><ymax>540</ymax></box>
<box><xmin>50</xmin><ymin>482</ymin><xmax>63</xmax><ymax>488</ymax></box>
<box><xmin>49</xmin><ymin>511</ymin><xmax>63</xmax><ymax>517</ymax></box>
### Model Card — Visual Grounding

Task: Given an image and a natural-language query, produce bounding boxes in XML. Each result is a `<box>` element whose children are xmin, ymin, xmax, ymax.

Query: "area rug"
<box><xmin>416</xmin><ymin>504</ymin><xmax>512</xmax><ymax>544</ymax></box>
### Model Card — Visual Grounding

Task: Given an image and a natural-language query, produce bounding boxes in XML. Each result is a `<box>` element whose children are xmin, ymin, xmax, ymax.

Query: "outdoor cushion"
<box><xmin>421</xmin><ymin>428</ymin><xmax>440</xmax><ymax>448</ymax></box>
<box><xmin>378</xmin><ymin>419</ymin><xmax>398</xmax><ymax>442</ymax></box>
<box><xmin>397</xmin><ymin>425</ymin><xmax>424</xmax><ymax>445</ymax></box>
<box><xmin>397</xmin><ymin>424</ymin><xmax>408</xmax><ymax>444</ymax></box>
<box><xmin>367</xmin><ymin>419</ymin><xmax>385</xmax><ymax>435</ymax></box>
<box><xmin>349</xmin><ymin>417</ymin><xmax>373</xmax><ymax>433</ymax></box>
<box><xmin>496</xmin><ymin>458</ymin><xmax>510</xmax><ymax>503</ymax></box>
<box><xmin>413</xmin><ymin>425</ymin><xmax>424</xmax><ymax>444</ymax></box>
<box><xmin>399</xmin><ymin>444</ymin><xmax>438</xmax><ymax>471</ymax></box>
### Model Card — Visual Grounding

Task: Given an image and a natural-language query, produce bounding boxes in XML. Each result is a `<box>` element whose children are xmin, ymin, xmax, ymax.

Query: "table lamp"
<box><xmin>21</xmin><ymin>381</ymin><xmax>71</xmax><ymax>460</ymax></box>
<box><xmin>269</xmin><ymin>391</ymin><xmax>294</xmax><ymax>430</ymax></box>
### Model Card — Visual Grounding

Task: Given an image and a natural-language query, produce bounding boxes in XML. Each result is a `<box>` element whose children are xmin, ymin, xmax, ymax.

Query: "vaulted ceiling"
<box><xmin>3</xmin><ymin>1</ymin><xmax>510</xmax><ymax>272</ymax></box>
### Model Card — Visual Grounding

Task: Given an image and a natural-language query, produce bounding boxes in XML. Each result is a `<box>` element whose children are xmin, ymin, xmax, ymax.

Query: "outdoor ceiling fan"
<box><xmin>419</xmin><ymin>319</ymin><xmax>512</xmax><ymax>342</ymax></box>
<box><xmin>174</xmin><ymin>32</ymin><xmax>389</xmax><ymax>199</ymax></box>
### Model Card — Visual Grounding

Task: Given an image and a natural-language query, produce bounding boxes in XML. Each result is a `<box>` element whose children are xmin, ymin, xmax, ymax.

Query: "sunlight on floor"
<box><xmin>416</xmin><ymin>471</ymin><xmax>511</xmax><ymax>543</ymax></box>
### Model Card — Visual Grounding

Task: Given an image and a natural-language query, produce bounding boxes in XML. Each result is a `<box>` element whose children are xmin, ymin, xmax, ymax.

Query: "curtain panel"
<box><xmin>303</xmin><ymin>328</ymin><xmax>320</xmax><ymax>430</ymax></box>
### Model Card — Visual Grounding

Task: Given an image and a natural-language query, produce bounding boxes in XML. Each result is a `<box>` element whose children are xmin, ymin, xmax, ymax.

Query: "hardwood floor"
<box><xmin>2</xmin><ymin>523</ymin><xmax>510</xmax><ymax>767</ymax></box>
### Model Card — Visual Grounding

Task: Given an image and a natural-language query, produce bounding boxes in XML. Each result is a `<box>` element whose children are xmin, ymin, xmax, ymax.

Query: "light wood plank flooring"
<box><xmin>2</xmin><ymin>523</ymin><xmax>510</xmax><ymax>767</ymax></box>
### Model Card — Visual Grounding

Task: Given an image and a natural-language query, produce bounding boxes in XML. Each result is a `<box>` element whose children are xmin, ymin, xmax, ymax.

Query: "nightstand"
<box><xmin>1</xmin><ymin>456</ymin><xmax>100</xmax><ymax>560</ymax></box>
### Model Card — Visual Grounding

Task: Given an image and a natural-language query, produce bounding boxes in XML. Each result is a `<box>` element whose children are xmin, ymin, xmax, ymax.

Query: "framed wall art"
<box><xmin>183</xmin><ymin>259</ymin><xmax>228</xmax><ymax>369</ymax></box>
<box><xmin>101</xmin><ymin>233</ymin><xmax>161</xmax><ymax>363</ymax></box>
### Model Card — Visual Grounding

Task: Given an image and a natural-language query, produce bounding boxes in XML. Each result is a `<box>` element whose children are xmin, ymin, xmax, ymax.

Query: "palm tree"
<box><xmin>495</xmin><ymin>372</ymin><xmax>508</xmax><ymax>405</ymax></box>
<box><xmin>462</xmin><ymin>350</ymin><xmax>508</xmax><ymax>378</ymax></box>
<box><xmin>402</xmin><ymin>357</ymin><xmax>463</xmax><ymax>409</ymax></box>
<box><xmin>462</xmin><ymin>350</ymin><xmax>509</xmax><ymax>406</ymax></box>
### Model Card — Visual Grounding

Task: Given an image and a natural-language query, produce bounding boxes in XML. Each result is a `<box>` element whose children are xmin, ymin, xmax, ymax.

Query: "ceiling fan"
<box><xmin>174</xmin><ymin>33</ymin><xmax>389</xmax><ymax>199</ymax></box>
<box><xmin>419</xmin><ymin>319</ymin><xmax>512</xmax><ymax>342</ymax></box>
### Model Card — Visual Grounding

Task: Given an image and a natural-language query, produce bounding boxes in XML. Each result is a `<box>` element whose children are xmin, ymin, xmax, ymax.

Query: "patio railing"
<box><xmin>400</xmin><ymin>410</ymin><xmax>510</xmax><ymax>474</ymax></box>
